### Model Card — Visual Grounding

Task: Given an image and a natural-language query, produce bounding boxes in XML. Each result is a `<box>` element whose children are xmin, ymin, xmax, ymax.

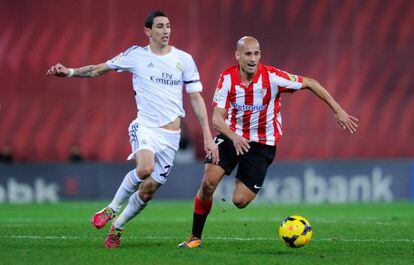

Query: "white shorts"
<box><xmin>127</xmin><ymin>120</ymin><xmax>180</xmax><ymax>185</ymax></box>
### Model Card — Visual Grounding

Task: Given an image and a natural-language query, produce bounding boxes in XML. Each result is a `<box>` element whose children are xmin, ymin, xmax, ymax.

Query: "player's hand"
<box><xmin>231</xmin><ymin>133</ymin><xmax>250</xmax><ymax>155</ymax></box>
<box><xmin>335</xmin><ymin>109</ymin><xmax>358</xmax><ymax>133</ymax></box>
<box><xmin>205</xmin><ymin>138</ymin><xmax>219</xmax><ymax>165</ymax></box>
<box><xmin>46</xmin><ymin>63</ymin><xmax>70</xmax><ymax>77</ymax></box>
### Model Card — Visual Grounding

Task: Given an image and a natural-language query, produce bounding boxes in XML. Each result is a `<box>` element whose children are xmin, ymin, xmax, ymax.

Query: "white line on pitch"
<box><xmin>3</xmin><ymin>217</ymin><xmax>413</xmax><ymax>226</ymax></box>
<box><xmin>2</xmin><ymin>235</ymin><xmax>414</xmax><ymax>243</ymax></box>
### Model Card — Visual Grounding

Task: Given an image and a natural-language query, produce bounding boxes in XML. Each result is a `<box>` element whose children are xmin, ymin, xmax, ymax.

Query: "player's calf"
<box><xmin>138</xmin><ymin>177</ymin><xmax>161</xmax><ymax>202</ymax></box>
<box><xmin>198</xmin><ymin>179</ymin><xmax>217</xmax><ymax>199</ymax></box>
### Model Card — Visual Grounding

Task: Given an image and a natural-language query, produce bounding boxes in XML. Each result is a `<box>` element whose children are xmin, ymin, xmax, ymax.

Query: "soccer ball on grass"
<box><xmin>279</xmin><ymin>215</ymin><xmax>312</xmax><ymax>248</ymax></box>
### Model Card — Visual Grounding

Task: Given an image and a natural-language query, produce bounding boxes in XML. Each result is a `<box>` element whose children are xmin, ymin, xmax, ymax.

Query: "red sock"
<box><xmin>192</xmin><ymin>196</ymin><xmax>212</xmax><ymax>238</ymax></box>
<box><xmin>194</xmin><ymin>196</ymin><xmax>212</xmax><ymax>215</ymax></box>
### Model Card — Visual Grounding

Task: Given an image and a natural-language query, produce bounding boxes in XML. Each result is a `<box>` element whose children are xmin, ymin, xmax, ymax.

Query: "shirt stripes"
<box><xmin>212</xmin><ymin>64</ymin><xmax>303</xmax><ymax>146</ymax></box>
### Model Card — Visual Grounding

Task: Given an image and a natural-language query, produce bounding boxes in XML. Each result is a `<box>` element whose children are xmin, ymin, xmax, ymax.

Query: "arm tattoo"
<box><xmin>74</xmin><ymin>65</ymin><xmax>100</xmax><ymax>78</ymax></box>
<box><xmin>195</xmin><ymin>111</ymin><xmax>206</xmax><ymax>129</ymax></box>
<box><xmin>192</xmin><ymin>96</ymin><xmax>208</xmax><ymax>130</ymax></box>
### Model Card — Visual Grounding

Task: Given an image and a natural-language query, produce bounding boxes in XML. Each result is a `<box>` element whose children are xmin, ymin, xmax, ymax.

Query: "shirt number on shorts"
<box><xmin>214</xmin><ymin>137</ymin><xmax>224</xmax><ymax>146</ymax></box>
<box><xmin>160</xmin><ymin>165</ymin><xmax>172</xmax><ymax>178</ymax></box>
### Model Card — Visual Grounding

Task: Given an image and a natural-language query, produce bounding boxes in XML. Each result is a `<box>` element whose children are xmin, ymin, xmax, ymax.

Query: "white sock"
<box><xmin>108</xmin><ymin>169</ymin><xmax>143</xmax><ymax>213</ymax></box>
<box><xmin>113</xmin><ymin>191</ymin><xmax>147</xmax><ymax>230</ymax></box>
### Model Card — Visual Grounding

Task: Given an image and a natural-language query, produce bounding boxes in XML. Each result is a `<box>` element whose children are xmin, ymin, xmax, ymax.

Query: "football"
<box><xmin>279</xmin><ymin>215</ymin><xmax>312</xmax><ymax>248</ymax></box>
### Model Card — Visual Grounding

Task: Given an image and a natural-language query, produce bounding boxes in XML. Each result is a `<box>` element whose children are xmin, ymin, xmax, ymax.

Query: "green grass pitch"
<box><xmin>1</xmin><ymin>201</ymin><xmax>413</xmax><ymax>265</ymax></box>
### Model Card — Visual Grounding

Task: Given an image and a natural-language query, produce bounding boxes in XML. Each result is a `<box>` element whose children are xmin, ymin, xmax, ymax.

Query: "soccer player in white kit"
<box><xmin>47</xmin><ymin>10</ymin><xmax>218</xmax><ymax>248</ymax></box>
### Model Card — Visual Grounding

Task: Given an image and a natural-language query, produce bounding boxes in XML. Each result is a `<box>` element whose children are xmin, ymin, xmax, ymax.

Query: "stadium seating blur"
<box><xmin>1</xmin><ymin>0</ymin><xmax>413</xmax><ymax>161</ymax></box>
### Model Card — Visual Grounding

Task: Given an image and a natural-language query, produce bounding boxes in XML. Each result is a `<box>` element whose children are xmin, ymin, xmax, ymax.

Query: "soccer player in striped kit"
<box><xmin>178</xmin><ymin>36</ymin><xmax>358</xmax><ymax>248</ymax></box>
<box><xmin>47</xmin><ymin>10</ymin><xmax>218</xmax><ymax>248</ymax></box>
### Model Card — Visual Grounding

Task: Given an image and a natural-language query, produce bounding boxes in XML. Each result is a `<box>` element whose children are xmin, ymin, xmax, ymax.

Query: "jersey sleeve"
<box><xmin>105</xmin><ymin>46</ymin><xmax>139</xmax><ymax>72</ymax></box>
<box><xmin>183</xmin><ymin>54</ymin><xmax>203</xmax><ymax>93</ymax></box>
<box><xmin>212</xmin><ymin>73</ymin><xmax>231</xmax><ymax>109</ymax></box>
<box><xmin>270</xmin><ymin>67</ymin><xmax>303</xmax><ymax>93</ymax></box>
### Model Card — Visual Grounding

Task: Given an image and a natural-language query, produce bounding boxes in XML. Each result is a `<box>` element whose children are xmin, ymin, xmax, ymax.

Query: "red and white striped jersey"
<box><xmin>212</xmin><ymin>64</ymin><xmax>303</xmax><ymax>146</ymax></box>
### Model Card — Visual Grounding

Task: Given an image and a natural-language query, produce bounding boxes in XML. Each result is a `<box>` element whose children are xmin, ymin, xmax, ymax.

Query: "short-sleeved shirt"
<box><xmin>106</xmin><ymin>45</ymin><xmax>202</xmax><ymax>127</ymax></box>
<box><xmin>212</xmin><ymin>64</ymin><xmax>303</xmax><ymax>146</ymax></box>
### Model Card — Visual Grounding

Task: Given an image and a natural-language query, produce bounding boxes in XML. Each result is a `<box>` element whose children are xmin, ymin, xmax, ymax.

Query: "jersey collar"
<box><xmin>236</xmin><ymin>63</ymin><xmax>262</xmax><ymax>87</ymax></box>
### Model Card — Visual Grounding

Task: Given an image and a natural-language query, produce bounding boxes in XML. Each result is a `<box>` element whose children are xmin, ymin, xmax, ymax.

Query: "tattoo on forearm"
<box><xmin>192</xmin><ymin>97</ymin><xmax>209</xmax><ymax>129</ymax></box>
<box><xmin>75</xmin><ymin>65</ymin><xmax>99</xmax><ymax>78</ymax></box>
<box><xmin>196</xmin><ymin>112</ymin><xmax>206</xmax><ymax>128</ymax></box>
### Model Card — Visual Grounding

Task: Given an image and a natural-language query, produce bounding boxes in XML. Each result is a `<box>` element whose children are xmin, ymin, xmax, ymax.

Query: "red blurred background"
<box><xmin>0</xmin><ymin>0</ymin><xmax>413</xmax><ymax>161</ymax></box>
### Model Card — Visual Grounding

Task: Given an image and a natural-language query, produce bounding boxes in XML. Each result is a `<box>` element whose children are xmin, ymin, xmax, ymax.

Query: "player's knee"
<box><xmin>232</xmin><ymin>197</ymin><xmax>250</xmax><ymax>209</ymax></box>
<box><xmin>137</xmin><ymin>165</ymin><xmax>154</xmax><ymax>178</ymax></box>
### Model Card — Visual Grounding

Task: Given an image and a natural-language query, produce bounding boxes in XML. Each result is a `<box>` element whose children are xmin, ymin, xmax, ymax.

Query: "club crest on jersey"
<box><xmin>287</xmin><ymin>73</ymin><xmax>298</xmax><ymax>82</ymax></box>
<box><xmin>176</xmin><ymin>62</ymin><xmax>183</xmax><ymax>72</ymax></box>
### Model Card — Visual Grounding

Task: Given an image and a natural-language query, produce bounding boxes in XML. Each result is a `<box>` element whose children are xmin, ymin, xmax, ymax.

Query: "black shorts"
<box><xmin>205</xmin><ymin>134</ymin><xmax>276</xmax><ymax>194</ymax></box>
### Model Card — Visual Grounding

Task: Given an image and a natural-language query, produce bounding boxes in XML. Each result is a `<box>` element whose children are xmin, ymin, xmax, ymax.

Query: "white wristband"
<box><xmin>67</xmin><ymin>68</ymin><xmax>75</xmax><ymax>77</ymax></box>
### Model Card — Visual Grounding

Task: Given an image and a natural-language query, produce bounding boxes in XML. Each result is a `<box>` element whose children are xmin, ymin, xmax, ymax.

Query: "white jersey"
<box><xmin>106</xmin><ymin>45</ymin><xmax>203</xmax><ymax>127</ymax></box>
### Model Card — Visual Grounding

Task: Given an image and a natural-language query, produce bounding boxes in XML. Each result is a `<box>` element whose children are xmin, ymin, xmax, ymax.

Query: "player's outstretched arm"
<box><xmin>46</xmin><ymin>63</ymin><xmax>112</xmax><ymax>78</ymax></box>
<box><xmin>212</xmin><ymin>107</ymin><xmax>250</xmax><ymax>155</ymax></box>
<box><xmin>189</xmin><ymin>92</ymin><xmax>219</xmax><ymax>164</ymax></box>
<box><xmin>302</xmin><ymin>77</ymin><xmax>359</xmax><ymax>133</ymax></box>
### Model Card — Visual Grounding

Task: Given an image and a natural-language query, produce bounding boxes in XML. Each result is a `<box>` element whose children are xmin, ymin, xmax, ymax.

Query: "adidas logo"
<box><xmin>147</xmin><ymin>62</ymin><xmax>155</xmax><ymax>68</ymax></box>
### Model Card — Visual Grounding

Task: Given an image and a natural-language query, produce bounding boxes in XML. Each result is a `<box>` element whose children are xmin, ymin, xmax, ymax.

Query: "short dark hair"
<box><xmin>145</xmin><ymin>10</ymin><xmax>167</xmax><ymax>29</ymax></box>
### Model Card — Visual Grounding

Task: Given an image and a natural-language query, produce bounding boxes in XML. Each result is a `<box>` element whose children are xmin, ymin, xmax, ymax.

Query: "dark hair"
<box><xmin>145</xmin><ymin>10</ymin><xmax>167</xmax><ymax>29</ymax></box>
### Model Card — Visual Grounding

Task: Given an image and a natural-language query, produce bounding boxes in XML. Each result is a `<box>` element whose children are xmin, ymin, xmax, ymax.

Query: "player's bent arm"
<box><xmin>302</xmin><ymin>77</ymin><xmax>343</xmax><ymax>115</ymax></box>
<box><xmin>302</xmin><ymin>77</ymin><xmax>358</xmax><ymax>133</ymax></box>
<box><xmin>189</xmin><ymin>93</ymin><xmax>219</xmax><ymax>163</ymax></box>
<box><xmin>212</xmin><ymin>107</ymin><xmax>235</xmax><ymax>139</ymax></box>
<box><xmin>212</xmin><ymin>107</ymin><xmax>250</xmax><ymax>155</ymax></box>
